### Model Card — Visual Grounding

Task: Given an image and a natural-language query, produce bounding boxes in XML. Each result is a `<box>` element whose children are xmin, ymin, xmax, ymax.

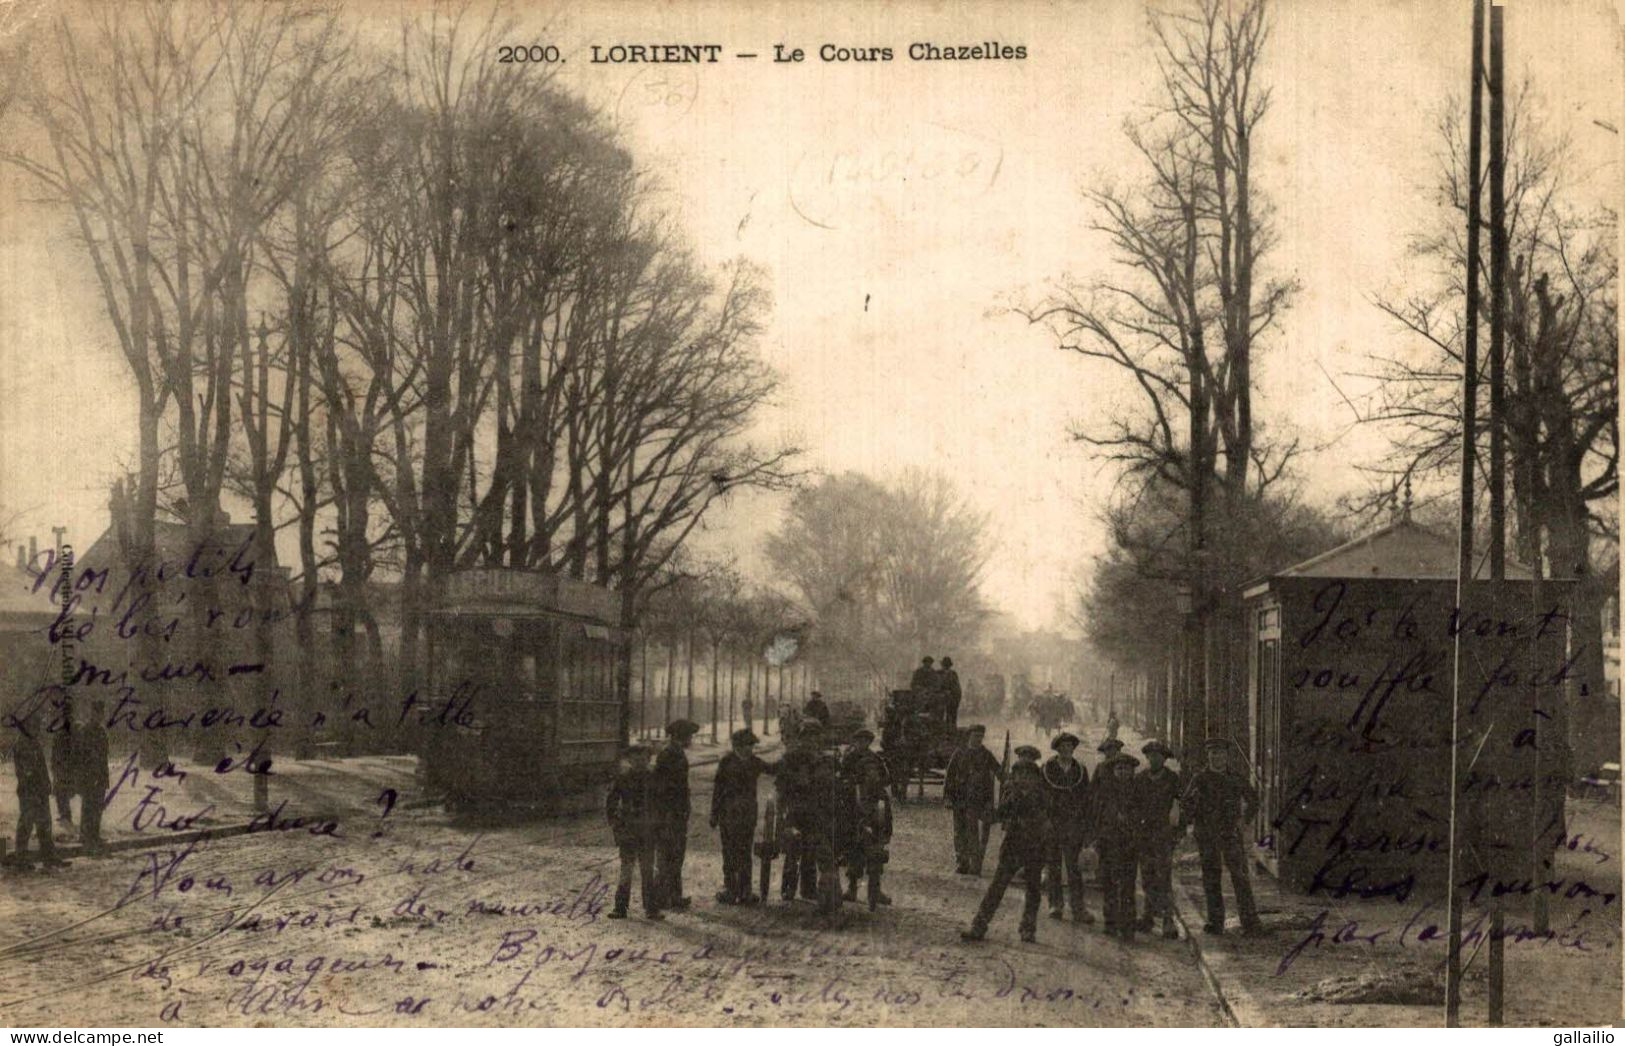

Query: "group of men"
<box><xmin>907</xmin><ymin>655</ymin><xmax>962</xmax><ymax>731</ymax></box>
<box><xmin>8</xmin><ymin>698</ymin><xmax>110</xmax><ymax>870</ymax></box>
<box><xmin>948</xmin><ymin>727</ymin><xmax>1265</xmax><ymax>944</ymax></box>
<box><xmin>605</xmin><ymin>716</ymin><xmax>893</xmax><ymax>920</ymax></box>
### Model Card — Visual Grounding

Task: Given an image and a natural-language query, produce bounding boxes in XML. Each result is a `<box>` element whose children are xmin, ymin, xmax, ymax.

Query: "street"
<box><xmin>0</xmin><ymin>714</ymin><xmax>1227</xmax><ymax>1028</ymax></box>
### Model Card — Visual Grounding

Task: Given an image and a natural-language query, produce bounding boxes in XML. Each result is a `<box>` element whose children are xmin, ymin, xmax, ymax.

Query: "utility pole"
<box><xmin>1485</xmin><ymin>4</ymin><xmax>1508</xmax><ymax>1024</ymax></box>
<box><xmin>1445</xmin><ymin>0</ymin><xmax>1487</xmax><ymax>1027</ymax></box>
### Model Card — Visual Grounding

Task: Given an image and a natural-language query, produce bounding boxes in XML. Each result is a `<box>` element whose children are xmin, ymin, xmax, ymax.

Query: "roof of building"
<box><xmin>0</xmin><ymin>560</ymin><xmax>58</xmax><ymax>626</ymax></box>
<box><xmin>1250</xmin><ymin>514</ymin><xmax>1532</xmax><ymax>594</ymax></box>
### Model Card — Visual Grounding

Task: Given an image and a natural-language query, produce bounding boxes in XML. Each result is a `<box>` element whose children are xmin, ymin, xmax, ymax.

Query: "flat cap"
<box><xmin>1141</xmin><ymin>738</ymin><xmax>1172</xmax><ymax>757</ymax></box>
<box><xmin>666</xmin><ymin>719</ymin><xmax>700</xmax><ymax>737</ymax></box>
<box><xmin>1050</xmin><ymin>731</ymin><xmax>1080</xmax><ymax>751</ymax></box>
<box><xmin>1010</xmin><ymin>760</ymin><xmax>1042</xmax><ymax>777</ymax></box>
<box><xmin>1013</xmin><ymin>744</ymin><xmax>1042</xmax><ymax>760</ymax></box>
<box><xmin>850</xmin><ymin>727</ymin><xmax>876</xmax><ymax>742</ymax></box>
<box><xmin>731</xmin><ymin>728</ymin><xmax>760</xmax><ymax>746</ymax></box>
<box><xmin>1097</xmin><ymin>738</ymin><xmax>1125</xmax><ymax>754</ymax></box>
<box><xmin>1202</xmin><ymin>736</ymin><xmax>1233</xmax><ymax>749</ymax></box>
<box><xmin>1109</xmin><ymin>753</ymin><xmax>1141</xmax><ymax>770</ymax></box>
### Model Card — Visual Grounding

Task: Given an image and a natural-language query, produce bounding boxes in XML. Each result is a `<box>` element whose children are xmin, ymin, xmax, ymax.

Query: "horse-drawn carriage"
<box><xmin>879</xmin><ymin>688</ymin><xmax>967</xmax><ymax>801</ymax></box>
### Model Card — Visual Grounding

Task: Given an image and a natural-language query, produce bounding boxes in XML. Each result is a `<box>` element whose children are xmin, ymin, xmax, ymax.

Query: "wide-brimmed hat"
<box><xmin>850</xmin><ymin>727</ymin><xmax>876</xmax><ymax>742</ymax></box>
<box><xmin>667</xmin><ymin>719</ymin><xmax>700</xmax><ymax>737</ymax></box>
<box><xmin>921</xmin><ymin>656</ymin><xmax>935</xmax><ymax>665</ymax></box>
<box><xmin>1109</xmin><ymin>753</ymin><xmax>1141</xmax><ymax>770</ymax></box>
<box><xmin>1051</xmin><ymin>732</ymin><xmax>1080</xmax><ymax>751</ymax></box>
<box><xmin>1141</xmin><ymin>738</ymin><xmax>1172</xmax><ymax>757</ymax></box>
<box><xmin>1097</xmin><ymin>738</ymin><xmax>1125</xmax><ymax>754</ymax></box>
<box><xmin>731</xmin><ymin>728</ymin><xmax>760</xmax><ymax>746</ymax></box>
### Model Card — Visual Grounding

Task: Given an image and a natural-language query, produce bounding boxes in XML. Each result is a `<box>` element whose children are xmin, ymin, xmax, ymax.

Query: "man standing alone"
<box><xmin>73</xmin><ymin>700</ymin><xmax>109</xmax><ymax>853</ymax></box>
<box><xmin>1180</xmin><ymin>737</ymin><xmax>1265</xmax><ymax>936</ymax></box>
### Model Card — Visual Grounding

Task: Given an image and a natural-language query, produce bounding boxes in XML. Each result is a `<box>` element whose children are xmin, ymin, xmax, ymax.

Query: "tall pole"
<box><xmin>1485</xmin><ymin>4</ymin><xmax>1508</xmax><ymax>1025</ymax></box>
<box><xmin>1445</xmin><ymin>0</ymin><xmax>1487</xmax><ymax>1027</ymax></box>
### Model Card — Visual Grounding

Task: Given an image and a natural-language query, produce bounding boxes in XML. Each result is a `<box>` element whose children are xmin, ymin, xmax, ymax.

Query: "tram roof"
<box><xmin>429</xmin><ymin>567</ymin><xmax>620</xmax><ymax>625</ymax></box>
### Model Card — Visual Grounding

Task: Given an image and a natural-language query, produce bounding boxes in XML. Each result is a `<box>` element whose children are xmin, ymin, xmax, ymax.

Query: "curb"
<box><xmin>1169</xmin><ymin>871</ymin><xmax>1271</xmax><ymax>1028</ymax></box>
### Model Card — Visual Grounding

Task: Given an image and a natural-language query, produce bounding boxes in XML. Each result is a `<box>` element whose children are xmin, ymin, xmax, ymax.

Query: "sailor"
<box><xmin>1135</xmin><ymin>739</ymin><xmax>1182</xmax><ymax>939</ymax></box>
<box><xmin>650</xmin><ymin>719</ymin><xmax>700</xmax><ymax>912</ymax></box>
<box><xmin>1179</xmin><ymin>737</ymin><xmax>1266</xmax><ymax>936</ymax></box>
<box><xmin>606</xmin><ymin>745</ymin><xmax>662</xmax><ymax>920</ymax></box>
<box><xmin>960</xmin><ymin>746</ymin><xmax>1048</xmax><ymax>944</ymax></box>
<box><xmin>1096</xmin><ymin>752</ymin><xmax>1142</xmax><ymax>940</ymax></box>
<box><xmin>944</xmin><ymin>724</ymin><xmax>1001</xmax><ymax>875</ymax></box>
<box><xmin>841</xmin><ymin>728</ymin><xmax>893</xmax><ymax>908</ymax></box>
<box><xmin>711</xmin><ymin>728</ymin><xmax>776</xmax><ymax>905</ymax></box>
<box><xmin>1041</xmin><ymin>731</ymin><xmax>1095</xmax><ymax>923</ymax></box>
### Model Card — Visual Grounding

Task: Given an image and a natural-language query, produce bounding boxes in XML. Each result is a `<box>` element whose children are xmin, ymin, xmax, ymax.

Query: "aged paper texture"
<box><xmin>0</xmin><ymin>0</ymin><xmax>1619</xmax><ymax>1029</ymax></box>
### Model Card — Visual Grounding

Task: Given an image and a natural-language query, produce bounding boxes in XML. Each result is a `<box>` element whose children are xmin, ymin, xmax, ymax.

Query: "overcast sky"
<box><xmin>1</xmin><ymin>0</ymin><xmax>1619</xmax><ymax>629</ymax></box>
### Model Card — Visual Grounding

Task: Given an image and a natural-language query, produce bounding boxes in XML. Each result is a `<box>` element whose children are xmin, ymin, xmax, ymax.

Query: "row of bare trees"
<box><xmin>4</xmin><ymin>3</ymin><xmax>796</xmax><ymax>754</ymax></box>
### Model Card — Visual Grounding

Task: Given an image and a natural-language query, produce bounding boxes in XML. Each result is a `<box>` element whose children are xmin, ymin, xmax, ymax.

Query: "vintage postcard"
<box><xmin>0</xmin><ymin>0</ymin><xmax>1619</xmax><ymax>1031</ymax></box>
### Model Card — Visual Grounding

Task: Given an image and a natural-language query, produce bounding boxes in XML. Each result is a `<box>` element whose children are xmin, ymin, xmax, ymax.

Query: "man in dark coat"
<box><xmin>1180</xmin><ymin>737</ymin><xmax>1265</xmax><ymax>936</ymax></box>
<box><xmin>1096</xmin><ymin>752</ymin><xmax>1142</xmax><ymax>940</ymax></box>
<box><xmin>605</xmin><ymin>745</ymin><xmax>662</xmax><ymax>920</ymax></box>
<box><xmin>650</xmin><ymin>719</ymin><xmax>699</xmax><ymax>912</ymax></box>
<box><xmin>909</xmin><ymin>656</ymin><xmax>937</xmax><ymax>696</ymax></box>
<box><xmin>802</xmin><ymin>691</ymin><xmax>831</xmax><ymax>727</ymax></box>
<box><xmin>11</xmin><ymin>707</ymin><xmax>63</xmax><ymax>870</ymax></box>
<box><xmin>841</xmin><ymin>728</ymin><xmax>893</xmax><ymax>908</ymax></box>
<box><xmin>961</xmin><ymin>748</ymin><xmax>1047</xmax><ymax>943</ymax></box>
<box><xmin>776</xmin><ymin>721</ymin><xmax>824</xmax><ymax>901</ymax></box>
<box><xmin>944</xmin><ymin>724</ymin><xmax>1001</xmax><ymax>875</ymax></box>
<box><xmin>1135</xmin><ymin>738</ymin><xmax>1182</xmax><ymax>939</ymax></box>
<box><xmin>938</xmin><ymin>657</ymin><xmax>963</xmax><ymax>731</ymax></box>
<box><xmin>50</xmin><ymin>699</ymin><xmax>73</xmax><ymax>827</ymax></box>
<box><xmin>73</xmin><ymin>700</ymin><xmax>110</xmax><ymax>852</ymax></box>
<box><xmin>1041</xmin><ymin>732</ymin><xmax>1095</xmax><ymax>923</ymax></box>
<box><xmin>711</xmin><ymin>728</ymin><xmax>777</xmax><ymax>905</ymax></box>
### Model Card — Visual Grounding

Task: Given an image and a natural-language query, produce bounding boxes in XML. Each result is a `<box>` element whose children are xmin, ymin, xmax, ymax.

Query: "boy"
<box><xmin>606</xmin><ymin>745</ymin><xmax>662</xmax><ymax>920</ymax></box>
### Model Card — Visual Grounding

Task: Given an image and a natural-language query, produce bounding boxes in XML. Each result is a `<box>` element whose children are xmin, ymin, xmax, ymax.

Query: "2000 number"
<box><xmin>498</xmin><ymin>45</ymin><xmax>562</xmax><ymax>63</ymax></box>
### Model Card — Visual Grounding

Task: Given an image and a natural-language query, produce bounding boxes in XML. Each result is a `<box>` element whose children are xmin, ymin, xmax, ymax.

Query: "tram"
<box><xmin>421</xmin><ymin>568</ymin><xmax>626</xmax><ymax>815</ymax></box>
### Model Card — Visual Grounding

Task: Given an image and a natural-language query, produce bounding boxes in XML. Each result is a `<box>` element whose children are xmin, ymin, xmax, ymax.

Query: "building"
<box><xmin>1242</xmin><ymin>511</ymin><xmax>1568</xmax><ymax>894</ymax></box>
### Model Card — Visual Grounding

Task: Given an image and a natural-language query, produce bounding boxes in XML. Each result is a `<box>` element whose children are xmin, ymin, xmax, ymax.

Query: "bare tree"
<box><xmin>1019</xmin><ymin>0</ymin><xmax>1291</xmax><ymax>740</ymax></box>
<box><xmin>1364</xmin><ymin>88</ymin><xmax>1619</xmax><ymax>770</ymax></box>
